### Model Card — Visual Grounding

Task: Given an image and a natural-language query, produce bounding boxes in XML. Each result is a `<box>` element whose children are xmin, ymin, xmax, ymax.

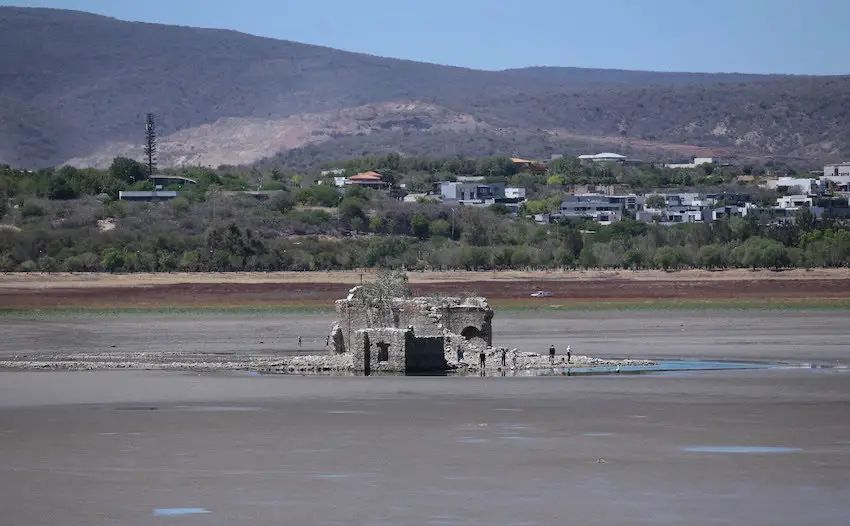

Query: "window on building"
<box><xmin>376</xmin><ymin>342</ymin><xmax>390</xmax><ymax>362</ymax></box>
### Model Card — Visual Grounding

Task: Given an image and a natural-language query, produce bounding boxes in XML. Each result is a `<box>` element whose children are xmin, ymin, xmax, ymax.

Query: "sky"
<box><xmin>5</xmin><ymin>0</ymin><xmax>850</xmax><ymax>75</ymax></box>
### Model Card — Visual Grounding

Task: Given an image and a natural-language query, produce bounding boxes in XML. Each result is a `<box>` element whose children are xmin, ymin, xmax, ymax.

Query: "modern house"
<box><xmin>578</xmin><ymin>152</ymin><xmax>628</xmax><ymax>164</ymax></box>
<box><xmin>822</xmin><ymin>174</ymin><xmax>850</xmax><ymax>192</ymax></box>
<box><xmin>636</xmin><ymin>206</ymin><xmax>703</xmax><ymax>224</ymax></box>
<box><xmin>505</xmin><ymin>187</ymin><xmax>527</xmax><ymax>199</ymax></box>
<box><xmin>558</xmin><ymin>194</ymin><xmax>625</xmax><ymax>224</ymax></box>
<box><xmin>823</xmin><ymin>162</ymin><xmax>850</xmax><ymax>178</ymax></box>
<box><xmin>439</xmin><ymin>182</ymin><xmax>506</xmax><ymax>201</ymax></box>
<box><xmin>118</xmin><ymin>190</ymin><xmax>178</xmax><ymax>202</ymax></box>
<box><xmin>765</xmin><ymin>177</ymin><xmax>819</xmax><ymax>194</ymax></box>
<box><xmin>149</xmin><ymin>174</ymin><xmax>197</xmax><ymax>189</ymax></box>
<box><xmin>664</xmin><ymin>157</ymin><xmax>715</xmax><ymax>169</ymax></box>
<box><xmin>777</xmin><ymin>195</ymin><xmax>813</xmax><ymax>210</ymax></box>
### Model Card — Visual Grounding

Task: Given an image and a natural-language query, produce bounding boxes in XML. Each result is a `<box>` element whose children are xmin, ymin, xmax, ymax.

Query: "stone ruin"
<box><xmin>329</xmin><ymin>285</ymin><xmax>494</xmax><ymax>373</ymax></box>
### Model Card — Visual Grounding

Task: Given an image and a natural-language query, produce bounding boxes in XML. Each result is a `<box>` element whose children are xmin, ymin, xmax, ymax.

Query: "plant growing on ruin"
<box><xmin>360</xmin><ymin>268</ymin><xmax>412</xmax><ymax>305</ymax></box>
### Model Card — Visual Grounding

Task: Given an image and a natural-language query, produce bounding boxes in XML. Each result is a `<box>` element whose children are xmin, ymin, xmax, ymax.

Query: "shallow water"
<box><xmin>152</xmin><ymin>508</ymin><xmax>210</xmax><ymax>517</ymax></box>
<box><xmin>683</xmin><ymin>446</ymin><xmax>802</xmax><ymax>454</ymax></box>
<box><xmin>1</xmin><ymin>368</ymin><xmax>848</xmax><ymax>526</ymax></box>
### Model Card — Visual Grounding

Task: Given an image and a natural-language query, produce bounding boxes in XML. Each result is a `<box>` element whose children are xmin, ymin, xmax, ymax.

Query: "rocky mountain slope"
<box><xmin>2</xmin><ymin>6</ymin><xmax>848</xmax><ymax>168</ymax></box>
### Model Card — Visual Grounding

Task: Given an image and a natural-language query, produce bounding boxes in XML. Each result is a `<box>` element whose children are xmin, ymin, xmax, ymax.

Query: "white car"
<box><xmin>530</xmin><ymin>290</ymin><xmax>553</xmax><ymax>297</ymax></box>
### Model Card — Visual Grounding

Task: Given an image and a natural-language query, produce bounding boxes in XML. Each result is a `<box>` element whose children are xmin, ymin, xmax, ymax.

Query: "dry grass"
<box><xmin>2</xmin><ymin>269</ymin><xmax>850</xmax><ymax>290</ymax></box>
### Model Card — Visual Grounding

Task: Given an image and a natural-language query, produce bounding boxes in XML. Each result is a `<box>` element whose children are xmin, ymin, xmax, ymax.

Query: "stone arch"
<box><xmin>461</xmin><ymin>326</ymin><xmax>484</xmax><ymax>341</ymax></box>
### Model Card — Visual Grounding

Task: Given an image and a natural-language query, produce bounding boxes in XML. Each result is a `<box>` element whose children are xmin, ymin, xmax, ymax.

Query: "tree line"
<box><xmin>1</xmin><ymin>155</ymin><xmax>848</xmax><ymax>273</ymax></box>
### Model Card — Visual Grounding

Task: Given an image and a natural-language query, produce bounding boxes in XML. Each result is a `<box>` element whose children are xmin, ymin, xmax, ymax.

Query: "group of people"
<box><xmin>458</xmin><ymin>345</ymin><xmax>573</xmax><ymax>374</ymax></box>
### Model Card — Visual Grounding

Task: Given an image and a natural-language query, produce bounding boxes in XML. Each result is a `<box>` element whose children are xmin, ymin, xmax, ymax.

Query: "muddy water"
<box><xmin>0</xmin><ymin>310</ymin><xmax>848</xmax><ymax>525</ymax></box>
<box><xmin>0</xmin><ymin>366</ymin><xmax>848</xmax><ymax>526</ymax></box>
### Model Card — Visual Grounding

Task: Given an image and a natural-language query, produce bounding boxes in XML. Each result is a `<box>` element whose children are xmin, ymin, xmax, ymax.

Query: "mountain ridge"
<box><xmin>2</xmin><ymin>6</ymin><xmax>848</xmax><ymax>168</ymax></box>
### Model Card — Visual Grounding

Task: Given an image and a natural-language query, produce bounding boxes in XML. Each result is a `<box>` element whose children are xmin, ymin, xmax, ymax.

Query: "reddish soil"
<box><xmin>2</xmin><ymin>277</ymin><xmax>850</xmax><ymax>309</ymax></box>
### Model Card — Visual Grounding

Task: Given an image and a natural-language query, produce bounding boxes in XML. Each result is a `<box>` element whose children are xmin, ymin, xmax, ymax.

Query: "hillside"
<box><xmin>2</xmin><ymin>6</ymin><xmax>848</xmax><ymax>168</ymax></box>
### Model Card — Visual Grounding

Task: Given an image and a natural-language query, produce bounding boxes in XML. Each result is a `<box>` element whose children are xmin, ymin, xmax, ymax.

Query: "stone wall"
<box><xmin>331</xmin><ymin>287</ymin><xmax>494</xmax><ymax>355</ymax></box>
<box><xmin>351</xmin><ymin>327</ymin><xmax>446</xmax><ymax>373</ymax></box>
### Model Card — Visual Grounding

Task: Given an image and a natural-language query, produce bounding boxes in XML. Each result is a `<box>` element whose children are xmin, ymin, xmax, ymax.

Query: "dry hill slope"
<box><xmin>2</xmin><ymin>6</ymin><xmax>848</xmax><ymax>168</ymax></box>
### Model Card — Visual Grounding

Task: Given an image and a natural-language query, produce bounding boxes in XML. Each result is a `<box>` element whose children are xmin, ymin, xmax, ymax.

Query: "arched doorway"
<box><xmin>461</xmin><ymin>326</ymin><xmax>484</xmax><ymax>341</ymax></box>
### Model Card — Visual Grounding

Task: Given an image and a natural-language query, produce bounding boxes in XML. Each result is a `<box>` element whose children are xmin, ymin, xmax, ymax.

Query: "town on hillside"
<box><xmin>115</xmin><ymin>154</ymin><xmax>850</xmax><ymax>227</ymax></box>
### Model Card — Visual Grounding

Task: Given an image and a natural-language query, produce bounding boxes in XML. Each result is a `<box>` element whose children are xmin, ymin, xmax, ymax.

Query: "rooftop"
<box><xmin>348</xmin><ymin>171</ymin><xmax>382</xmax><ymax>181</ymax></box>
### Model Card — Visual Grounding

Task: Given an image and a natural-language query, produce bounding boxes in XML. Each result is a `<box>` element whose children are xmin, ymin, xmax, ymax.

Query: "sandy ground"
<box><xmin>2</xmin><ymin>269</ymin><xmax>850</xmax><ymax>309</ymax></box>
<box><xmin>1</xmin><ymin>311</ymin><xmax>848</xmax><ymax>525</ymax></box>
<box><xmin>1</xmin><ymin>311</ymin><xmax>847</xmax><ymax>365</ymax></box>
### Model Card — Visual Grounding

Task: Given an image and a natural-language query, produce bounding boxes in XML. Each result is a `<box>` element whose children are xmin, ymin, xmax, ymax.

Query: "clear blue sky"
<box><xmin>6</xmin><ymin>0</ymin><xmax>850</xmax><ymax>74</ymax></box>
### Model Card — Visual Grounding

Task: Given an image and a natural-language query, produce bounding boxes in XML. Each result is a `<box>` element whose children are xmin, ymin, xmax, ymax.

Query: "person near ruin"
<box><xmin>549</xmin><ymin>345</ymin><xmax>556</xmax><ymax>365</ymax></box>
<box><xmin>501</xmin><ymin>348</ymin><xmax>508</xmax><ymax>367</ymax></box>
<box><xmin>457</xmin><ymin>346</ymin><xmax>463</xmax><ymax>363</ymax></box>
<box><xmin>511</xmin><ymin>350</ymin><xmax>518</xmax><ymax>370</ymax></box>
<box><xmin>326</xmin><ymin>335</ymin><xmax>330</xmax><ymax>346</ymax></box>
<box><xmin>298</xmin><ymin>336</ymin><xmax>302</xmax><ymax>348</ymax></box>
<box><xmin>567</xmin><ymin>345</ymin><xmax>572</xmax><ymax>364</ymax></box>
<box><xmin>479</xmin><ymin>350</ymin><xmax>486</xmax><ymax>371</ymax></box>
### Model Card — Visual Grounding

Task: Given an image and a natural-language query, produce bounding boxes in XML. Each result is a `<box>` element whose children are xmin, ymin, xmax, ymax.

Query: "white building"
<box><xmin>577</xmin><ymin>152</ymin><xmax>627</xmax><ymax>163</ymax></box>
<box><xmin>665</xmin><ymin>157</ymin><xmax>714</xmax><ymax>169</ymax></box>
<box><xmin>776</xmin><ymin>195</ymin><xmax>813</xmax><ymax>210</ymax></box>
<box><xmin>504</xmin><ymin>187</ymin><xmax>527</xmax><ymax>199</ymax></box>
<box><xmin>824</xmin><ymin>162</ymin><xmax>850</xmax><ymax>178</ymax></box>
<box><xmin>766</xmin><ymin>177</ymin><xmax>819</xmax><ymax>194</ymax></box>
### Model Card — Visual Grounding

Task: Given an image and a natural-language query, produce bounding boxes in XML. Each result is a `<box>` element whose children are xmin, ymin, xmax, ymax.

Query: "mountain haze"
<box><xmin>2</xmin><ymin>7</ymin><xmax>848</xmax><ymax>169</ymax></box>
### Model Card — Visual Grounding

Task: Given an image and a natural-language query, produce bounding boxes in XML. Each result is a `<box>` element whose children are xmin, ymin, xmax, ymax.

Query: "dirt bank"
<box><xmin>1</xmin><ymin>270</ymin><xmax>849</xmax><ymax>309</ymax></box>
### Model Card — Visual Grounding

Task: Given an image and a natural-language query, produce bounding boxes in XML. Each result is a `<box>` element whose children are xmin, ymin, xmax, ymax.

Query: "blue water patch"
<box><xmin>456</xmin><ymin>438</ymin><xmax>490</xmax><ymax>444</ymax></box>
<box><xmin>153</xmin><ymin>508</ymin><xmax>210</xmax><ymax>517</ymax></box>
<box><xmin>683</xmin><ymin>446</ymin><xmax>801</xmax><ymax>454</ymax></box>
<box><xmin>541</xmin><ymin>360</ymin><xmax>773</xmax><ymax>377</ymax></box>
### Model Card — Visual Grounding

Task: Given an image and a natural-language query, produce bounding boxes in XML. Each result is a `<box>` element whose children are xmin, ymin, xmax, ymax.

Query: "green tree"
<box><xmin>101</xmin><ymin>247</ymin><xmax>125</xmax><ymax>273</ymax></box>
<box><xmin>697</xmin><ymin>244</ymin><xmax>726</xmax><ymax>270</ymax></box>
<box><xmin>179</xmin><ymin>250</ymin><xmax>202</xmax><ymax>271</ymax></box>
<box><xmin>430</xmin><ymin>219</ymin><xmax>451</xmax><ymax>238</ymax></box>
<box><xmin>47</xmin><ymin>175</ymin><xmax>79</xmax><ymax>200</ymax></box>
<box><xmin>546</xmin><ymin>174</ymin><xmax>566</xmax><ymax>187</ymax></box>
<box><xmin>270</xmin><ymin>192</ymin><xmax>295</xmax><ymax>214</ymax></box>
<box><xmin>410</xmin><ymin>214</ymin><xmax>430</xmax><ymax>239</ymax></box>
<box><xmin>645</xmin><ymin>195</ymin><xmax>667</xmax><ymax>209</ymax></box>
<box><xmin>296</xmin><ymin>184</ymin><xmax>340</xmax><ymax>207</ymax></box>
<box><xmin>109</xmin><ymin>157</ymin><xmax>146</xmax><ymax>184</ymax></box>
<box><xmin>653</xmin><ymin>246</ymin><xmax>690</xmax><ymax>270</ymax></box>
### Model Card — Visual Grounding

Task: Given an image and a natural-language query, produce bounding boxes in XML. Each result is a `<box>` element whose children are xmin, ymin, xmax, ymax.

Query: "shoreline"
<box><xmin>2</xmin><ymin>297</ymin><xmax>849</xmax><ymax>315</ymax></box>
<box><xmin>0</xmin><ymin>351</ymin><xmax>655</xmax><ymax>375</ymax></box>
<box><xmin>3</xmin><ymin>268</ymin><xmax>850</xmax><ymax>288</ymax></box>
<box><xmin>3</xmin><ymin>269</ymin><xmax>849</xmax><ymax>311</ymax></box>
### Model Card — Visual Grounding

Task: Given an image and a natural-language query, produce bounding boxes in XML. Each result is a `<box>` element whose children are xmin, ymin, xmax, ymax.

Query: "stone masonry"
<box><xmin>330</xmin><ymin>286</ymin><xmax>494</xmax><ymax>357</ymax></box>
<box><xmin>351</xmin><ymin>327</ymin><xmax>445</xmax><ymax>374</ymax></box>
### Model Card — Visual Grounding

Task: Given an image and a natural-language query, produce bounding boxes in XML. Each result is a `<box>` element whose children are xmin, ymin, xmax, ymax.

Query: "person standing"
<box><xmin>567</xmin><ymin>345</ymin><xmax>572</xmax><ymax>364</ymax></box>
<box><xmin>298</xmin><ymin>336</ymin><xmax>302</xmax><ymax>348</ymax></box>
<box><xmin>479</xmin><ymin>350</ymin><xmax>486</xmax><ymax>372</ymax></box>
<box><xmin>501</xmin><ymin>348</ymin><xmax>508</xmax><ymax>368</ymax></box>
<box><xmin>549</xmin><ymin>345</ymin><xmax>556</xmax><ymax>365</ymax></box>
